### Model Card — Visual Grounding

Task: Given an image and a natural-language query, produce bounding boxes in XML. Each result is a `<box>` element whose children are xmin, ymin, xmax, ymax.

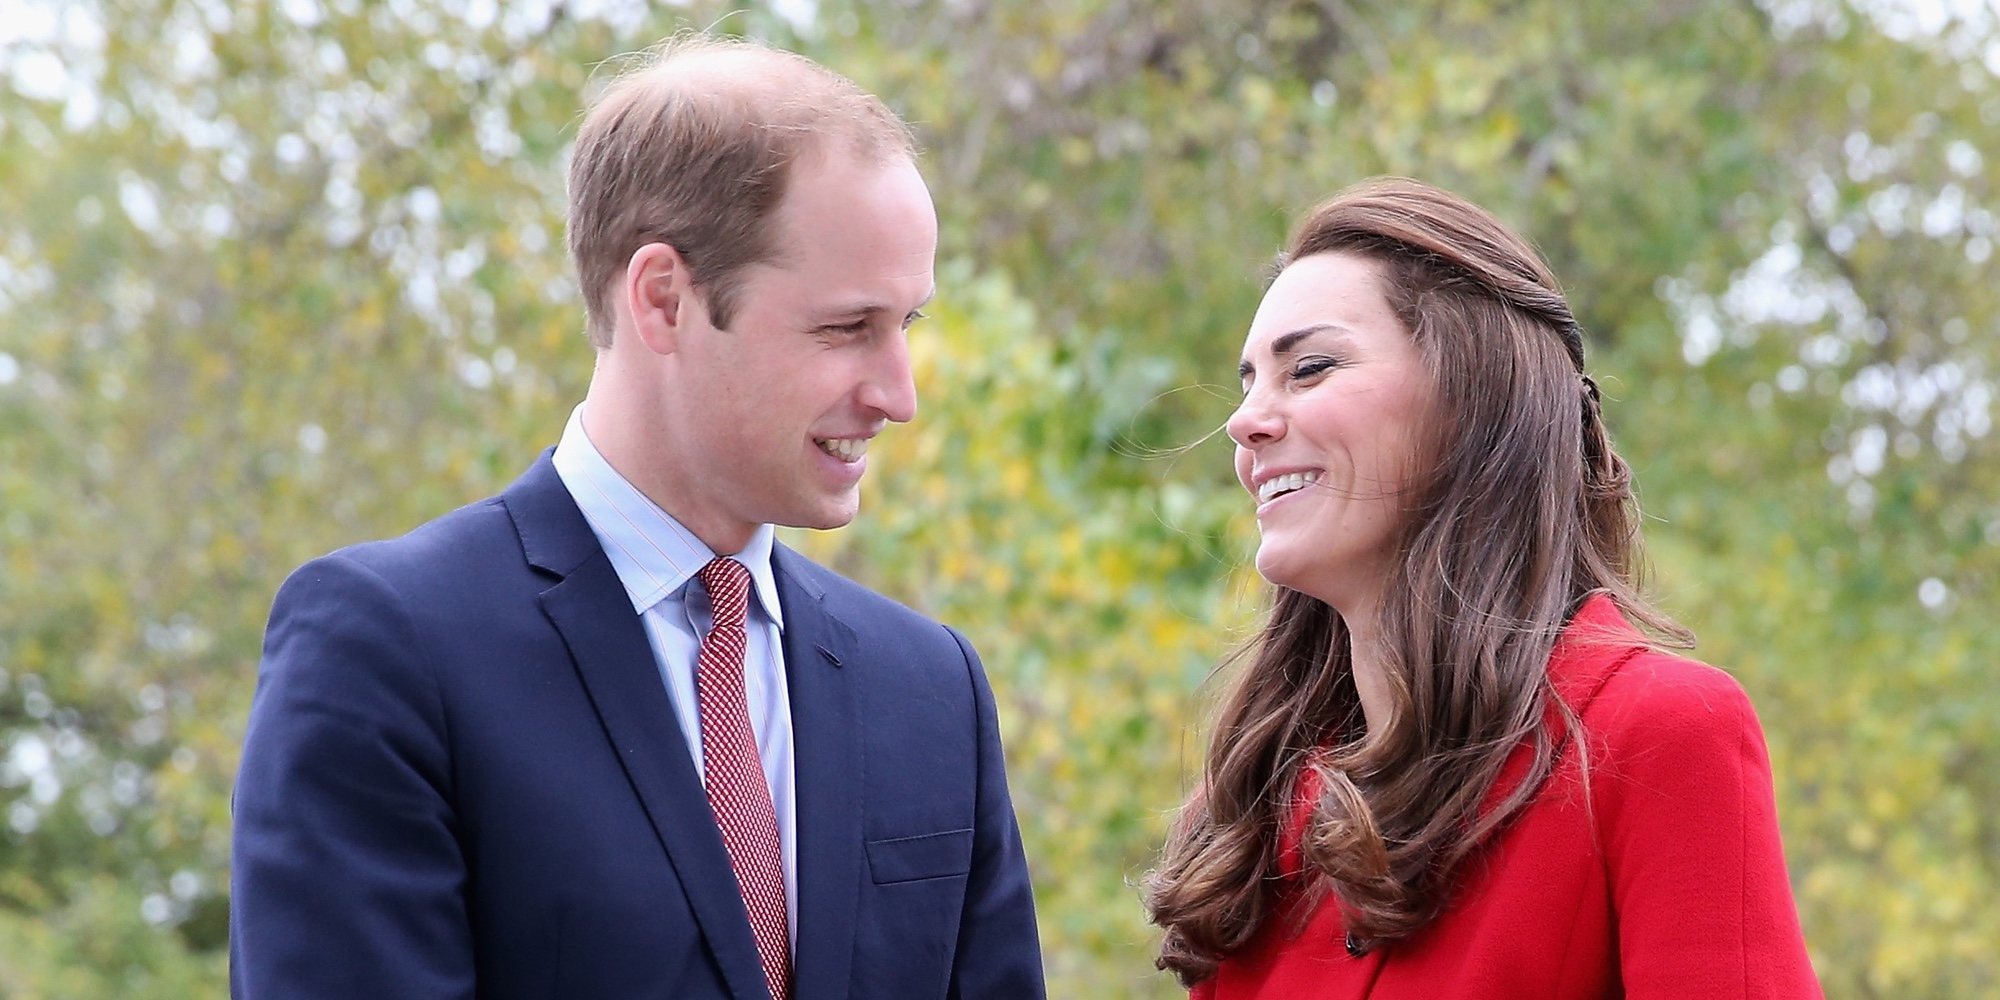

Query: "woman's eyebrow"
<box><xmin>1240</xmin><ymin>323</ymin><xmax>1348</xmax><ymax>379</ymax></box>
<box><xmin>1271</xmin><ymin>323</ymin><xmax>1345</xmax><ymax>355</ymax></box>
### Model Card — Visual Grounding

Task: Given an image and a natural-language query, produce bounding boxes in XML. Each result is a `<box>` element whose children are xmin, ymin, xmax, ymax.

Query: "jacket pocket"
<box><xmin>865</xmin><ymin>828</ymin><xmax>974</xmax><ymax>884</ymax></box>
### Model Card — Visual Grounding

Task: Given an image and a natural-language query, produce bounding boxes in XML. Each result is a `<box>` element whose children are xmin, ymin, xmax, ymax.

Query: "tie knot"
<box><xmin>698</xmin><ymin>557</ymin><xmax>752</xmax><ymax>631</ymax></box>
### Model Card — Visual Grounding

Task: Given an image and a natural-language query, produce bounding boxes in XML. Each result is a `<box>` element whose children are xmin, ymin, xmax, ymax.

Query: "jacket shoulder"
<box><xmin>776</xmin><ymin>548</ymin><xmax>967</xmax><ymax>656</ymax></box>
<box><xmin>308</xmin><ymin>495</ymin><xmax>519</xmax><ymax>590</ymax></box>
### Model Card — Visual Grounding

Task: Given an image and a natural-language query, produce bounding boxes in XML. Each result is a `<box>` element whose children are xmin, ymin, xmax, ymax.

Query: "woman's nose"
<box><xmin>1227</xmin><ymin>393</ymin><xmax>1284</xmax><ymax>449</ymax></box>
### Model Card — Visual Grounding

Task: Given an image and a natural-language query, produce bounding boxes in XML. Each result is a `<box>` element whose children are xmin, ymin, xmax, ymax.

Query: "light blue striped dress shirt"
<box><xmin>550</xmin><ymin>405</ymin><xmax>797</xmax><ymax>948</ymax></box>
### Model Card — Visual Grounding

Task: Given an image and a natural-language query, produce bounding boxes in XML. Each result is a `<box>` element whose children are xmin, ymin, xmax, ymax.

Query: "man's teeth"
<box><xmin>1258</xmin><ymin>470</ymin><xmax>1322</xmax><ymax>502</ymax></box>
<box><xmin>818</xmin><ymin>437</ymin><xmax>868</xmax><ymax>462</ymax></box>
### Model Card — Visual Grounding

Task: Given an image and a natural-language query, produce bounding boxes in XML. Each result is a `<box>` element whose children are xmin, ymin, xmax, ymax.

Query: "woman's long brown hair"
<box><xmin>1144</xmin><ymin>177</ymin><xmax>1687</xmax><ymax>986</ymax></box>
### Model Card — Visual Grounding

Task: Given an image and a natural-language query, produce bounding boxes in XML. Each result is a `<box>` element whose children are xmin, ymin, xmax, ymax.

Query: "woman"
<box><xmin>1145</xmin><ymin>178</ymin><xmax>1821</xmax><ymax>998</ymax></box>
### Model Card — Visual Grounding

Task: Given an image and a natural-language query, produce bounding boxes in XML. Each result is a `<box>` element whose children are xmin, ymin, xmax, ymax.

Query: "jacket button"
<box><xmin>1345</xmin><ymin>932</ymin><xmax>1366</xmax><ymax>957</ymax></box>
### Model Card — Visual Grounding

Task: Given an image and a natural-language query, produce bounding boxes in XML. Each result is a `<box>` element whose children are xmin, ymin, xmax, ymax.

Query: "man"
<box><xmin>230</xmin><ymin>36</ymin><xmax>1044</xmax><ymax>999</ymax></box>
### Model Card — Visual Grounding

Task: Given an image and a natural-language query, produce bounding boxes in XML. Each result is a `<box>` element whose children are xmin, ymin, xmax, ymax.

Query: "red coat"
<box><xmin>1194</xmin><ymin>596</ymin><xmax>1822</xmax><ymax>999</ymax></box>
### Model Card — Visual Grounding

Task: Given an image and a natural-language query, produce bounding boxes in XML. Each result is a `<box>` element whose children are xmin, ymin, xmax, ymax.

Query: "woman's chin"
<box><xmin>1256</xmin><ymin>549</ymin><xmax>1362</xmax><ymax>612</ymax></box>
<box><xmin>1254</xmin><ymin>547</ymin><xmax>1313</xmax><ymax>594</ymax></box>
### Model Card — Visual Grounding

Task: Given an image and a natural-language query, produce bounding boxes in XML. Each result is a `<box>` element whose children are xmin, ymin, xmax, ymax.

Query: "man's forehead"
<box><xmin>749</xmin><ymin>184</ymin><xmax>924</xmax><ymax>235</ymax></box>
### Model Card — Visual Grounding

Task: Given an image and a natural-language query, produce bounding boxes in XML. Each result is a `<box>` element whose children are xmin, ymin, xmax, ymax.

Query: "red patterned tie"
<box><xmin>694</xmin><ymin>557</ymin><xmax>791</xmax><ymax>1000</ymax></box>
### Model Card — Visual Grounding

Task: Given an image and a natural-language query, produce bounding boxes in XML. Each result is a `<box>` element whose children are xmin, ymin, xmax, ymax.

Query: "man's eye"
<box><xmin>902</xmin><ymin>309</ymin><xmax>928</xmax><ymax>329</ymax></box>
<box><xmin>824</xmin><ymin>320</ymin><xmax>869</xmax><ymax>335</ymax></box>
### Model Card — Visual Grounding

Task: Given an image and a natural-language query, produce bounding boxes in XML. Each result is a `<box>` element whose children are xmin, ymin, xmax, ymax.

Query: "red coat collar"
<box><xmin>1545</xmin><ymin>592</ymin><xmax>1650</xmax><ymax>716</ymax></box>
<box><xmin>1278</xmin><ymin>593</ymin><xmax>1649</xmax><ymax>878</ymax></box>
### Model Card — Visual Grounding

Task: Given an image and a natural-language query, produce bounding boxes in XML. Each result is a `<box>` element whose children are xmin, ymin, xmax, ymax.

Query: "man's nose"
<box><xmin>861</xmin><ymin>332</ymin><xmax>918</xmax><ymax>423</ymax></box>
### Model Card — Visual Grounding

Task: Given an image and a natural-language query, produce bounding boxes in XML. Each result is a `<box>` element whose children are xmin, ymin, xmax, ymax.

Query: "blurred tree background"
<box><xmin>1</xmin><ymin>0</ymin><xmax>1995</xmax><ymax>995</ymax></box>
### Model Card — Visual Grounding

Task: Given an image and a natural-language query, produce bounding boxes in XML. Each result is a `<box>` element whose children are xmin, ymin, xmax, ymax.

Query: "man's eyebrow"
<box><xmin>1239</xmin><ymin>323</ymin><xmax>1345</xmax><ymax>379</ymax></box>
<box><xmin>821</xmin><ymin>287</ymin><xmax>937</xmax><ymax>319</ymax></box>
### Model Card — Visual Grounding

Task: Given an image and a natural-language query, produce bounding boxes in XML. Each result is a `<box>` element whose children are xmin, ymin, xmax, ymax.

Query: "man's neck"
<box><xmin>576</xmin><ymin>376</ymin><xmax>756</xmax><ymax>556</ymax></box>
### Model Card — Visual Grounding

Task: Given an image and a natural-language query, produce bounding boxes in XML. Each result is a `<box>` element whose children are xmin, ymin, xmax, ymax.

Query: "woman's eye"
<box><xmin>1291</xmin><ymin>357</ymin><xmax>1340</xmax><ymax>379</ymax></box>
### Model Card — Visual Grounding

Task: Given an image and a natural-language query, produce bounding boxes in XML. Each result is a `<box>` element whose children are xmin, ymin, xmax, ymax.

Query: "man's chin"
<box><xmin>780</xmin><ymin>495</ymin><xmax>862</xmax><ymax>532</ymax></box>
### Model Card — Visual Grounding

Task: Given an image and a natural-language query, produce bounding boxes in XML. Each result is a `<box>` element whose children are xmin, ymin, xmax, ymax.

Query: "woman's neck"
<box><xmin>1341</xmin><ymin>598</ymin><xmax>1394</xmax><ymax>738</ymax></box>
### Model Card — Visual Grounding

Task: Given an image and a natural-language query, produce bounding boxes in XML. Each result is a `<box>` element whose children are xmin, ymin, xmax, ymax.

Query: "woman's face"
<box><xmin>1228</xmin><ymin>252</ymin><xmax>1436</xmax><ymax>614</ymax></box>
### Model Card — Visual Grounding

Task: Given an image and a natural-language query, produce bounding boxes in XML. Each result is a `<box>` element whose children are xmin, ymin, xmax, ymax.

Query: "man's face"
<box><xmin>658</xmin><ymin>151</ymin><xmax>937</xmax><ymax>551</ymax></box>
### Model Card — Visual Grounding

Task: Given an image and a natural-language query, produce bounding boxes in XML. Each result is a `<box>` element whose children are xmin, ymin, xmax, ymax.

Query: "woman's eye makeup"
<box><xmin>1238</xmin><ymin>352</ymin><xmax>1344</xmax><ymax>393</ymax></box>
<box><xmin>1290</xmin><ymin>356</ymin><xmax>1342</xmax><ymax>379</ymax></box>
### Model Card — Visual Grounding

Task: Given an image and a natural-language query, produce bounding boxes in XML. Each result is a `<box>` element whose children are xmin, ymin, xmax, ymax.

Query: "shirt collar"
<box><xmin>551</xmin><ymin>404</ymin><xmax>785</xmax><ymax>630</ymax></box>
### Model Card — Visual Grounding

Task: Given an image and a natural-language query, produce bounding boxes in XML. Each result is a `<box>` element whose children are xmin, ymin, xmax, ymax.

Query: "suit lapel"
<box><xmin>774</xmin><ymin>546</ymin><xmax>863</xmax><ymax>1000</ymax></box>
<box><xmin>507</xmin><ymin>455</ymin><xmax>768</xmax><ymax>1000</ymax></box>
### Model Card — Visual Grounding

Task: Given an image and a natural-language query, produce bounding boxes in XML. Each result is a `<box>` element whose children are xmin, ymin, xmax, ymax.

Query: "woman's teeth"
<box><xmin>1257</xmin><ymin>470</ymin><xmax>1322</xmax><ymax>502</ymax></box>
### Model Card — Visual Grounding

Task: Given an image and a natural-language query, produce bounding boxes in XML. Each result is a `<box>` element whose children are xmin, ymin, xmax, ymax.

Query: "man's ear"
<box><xmin>622</xmin><ymin>242</ymin><xmax>700</xmax><ymax>355</ymax></box>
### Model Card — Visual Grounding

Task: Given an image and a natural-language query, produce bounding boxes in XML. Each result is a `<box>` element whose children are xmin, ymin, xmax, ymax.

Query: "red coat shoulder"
<box><xmin>1563</xmin><ymin>623</ymin><xmax>1823</xmax><ymax>998</ymax></box>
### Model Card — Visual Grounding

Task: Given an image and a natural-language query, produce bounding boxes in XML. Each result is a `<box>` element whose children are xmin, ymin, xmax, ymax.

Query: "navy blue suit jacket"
<box><xmin>229</xmin><ymin>455</ymin><xmax>1045</xmax><ymax>999</ymax></box>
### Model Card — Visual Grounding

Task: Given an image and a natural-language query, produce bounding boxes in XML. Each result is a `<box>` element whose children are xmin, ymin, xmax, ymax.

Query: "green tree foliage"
<box><xmin>2</xmin><ymin>0</ymin><xmax>1994</xmax><ymax>996</ymax></box>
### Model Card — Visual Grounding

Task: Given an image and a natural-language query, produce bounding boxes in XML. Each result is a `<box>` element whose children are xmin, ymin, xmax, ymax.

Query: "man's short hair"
<box><xmin>565</xmin><ymin>33</ymin><xmax>917</xmax><ymax>348</ymax></box>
